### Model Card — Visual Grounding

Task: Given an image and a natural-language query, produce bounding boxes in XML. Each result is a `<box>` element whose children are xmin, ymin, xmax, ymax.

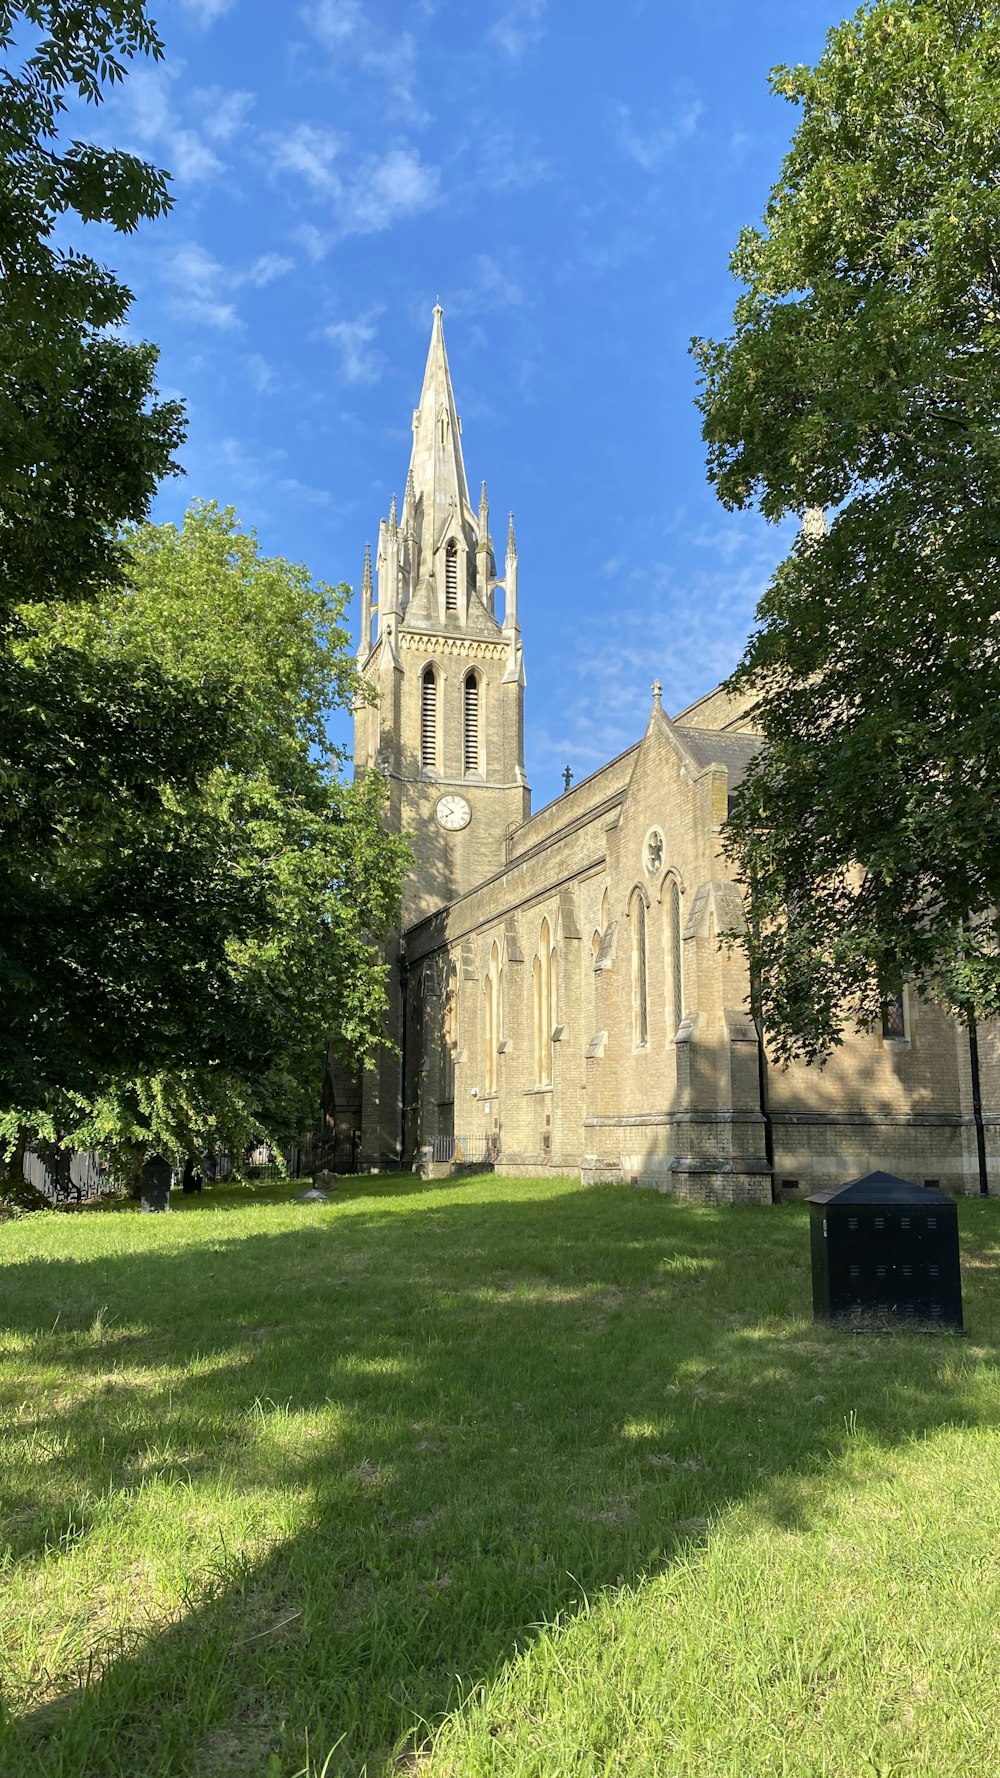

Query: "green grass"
<box><xmin>1</xmin><ymin>1174</ymin><xmax>1000</xmax><ymax>1777</ymax></box>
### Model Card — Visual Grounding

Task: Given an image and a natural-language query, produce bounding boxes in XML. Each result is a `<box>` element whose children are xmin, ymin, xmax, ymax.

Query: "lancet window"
<box><xmin>632</xmin><ymin>890</ymin><xmax>649</xmax><ymax>1048</ymax></box>
<box><xmin>420</xmin><ymin>666</ymin><xmax>437</xmax><ymax>770</ymax></box>
<box><xmin>533</xmin><ymin>918</ymin><xmax>555</xmax><ymax>1086</ymax></box>
<box><xmin>463</xmin><ymin>673</ymin><xmax>480</xmax><ymax>775</ymax></box>
<box><xmin>445</xmin><ymin>540</ymin><xmax>459</xmax><ymax>612</ymax></box>
<box><xmin>668</xmin><ymin>879</ymin><xmax>683</xmax><ymax>1034</ymax></box>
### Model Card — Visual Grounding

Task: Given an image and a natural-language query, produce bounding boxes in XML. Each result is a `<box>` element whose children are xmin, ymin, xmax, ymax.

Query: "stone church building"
<box><xmin>336</xmin><ymin>308</ymin><xmax>997</xmax><ymax>1201</ymax></box>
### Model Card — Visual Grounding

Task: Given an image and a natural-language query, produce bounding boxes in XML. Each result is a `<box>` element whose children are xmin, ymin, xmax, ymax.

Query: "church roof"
<box><xmin>673</xmin><ymin>725</ymin><xmax>763</xmax><ymax>789</ymax></box>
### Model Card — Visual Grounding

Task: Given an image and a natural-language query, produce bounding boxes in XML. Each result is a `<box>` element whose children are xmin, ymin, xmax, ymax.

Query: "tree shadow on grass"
<box><xmin>1</xmin><ymin>1182</ymin><xmax>998</xmax><ymax>1778</ymax></box>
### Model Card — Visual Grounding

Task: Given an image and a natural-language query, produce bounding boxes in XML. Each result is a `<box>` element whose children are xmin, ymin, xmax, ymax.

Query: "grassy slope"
<box><xmin>0</xmin><ymin>1175</ymin><xmax>998</xmax><ymax>1778</ymax></box>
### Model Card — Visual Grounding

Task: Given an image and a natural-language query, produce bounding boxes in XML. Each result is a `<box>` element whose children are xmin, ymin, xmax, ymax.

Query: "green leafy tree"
<box><xmin>7</xmin><ymin>504</ymin><xmax>408</xmax><ymax>1172</ymax></box>
<box><xmin>693</xmin><ymin>0</ymin><xmax>1000</xmax><ymax>1061</ymax></box>
<box><xmin>1</xmin><ymin>0</ymin><xmax>184</xmax><ymax>608</ymax></box>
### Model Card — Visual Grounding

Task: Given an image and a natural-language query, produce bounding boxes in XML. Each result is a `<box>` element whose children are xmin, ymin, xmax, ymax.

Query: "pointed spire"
<box><xmin>479</xmin><ymin>480</ymin><xmax>489</xmax><ymax>530</ymax></box>
<box><xmin>652</xmin><ymin>679</ymin><xmax>663</xmax><ymax>712</ymax></box>
<box><xmin>388</xmin><ymin>491</ymin><xmax>398</xmax><ymax>533</ymax></box>
<box><xmin>404</xmin><ymin>307</ymin><xmax>473</xmax><ymax>539</ymax></box>
<box><xmin>359</xmin><ymin>542</ymin><xmax>373</xmax><ymax>659</ymax></box>
<box><xmin>507</xmin><ymin>511</ymin><xmax>517</xmax><ymax>560</ymax></box>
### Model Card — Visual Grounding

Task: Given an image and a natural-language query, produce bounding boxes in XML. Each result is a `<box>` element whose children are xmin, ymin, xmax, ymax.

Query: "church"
<box><xmin>337</xmin><ymin>308</ymin><xmax>997</xmax><ymax>1202</ymax></box>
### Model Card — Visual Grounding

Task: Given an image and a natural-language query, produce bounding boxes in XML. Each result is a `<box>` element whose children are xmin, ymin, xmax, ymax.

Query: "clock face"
<box><xmin>435</xmin><ymin>793</ymin><xmax>472</xmax><ymax>831</ymax></box>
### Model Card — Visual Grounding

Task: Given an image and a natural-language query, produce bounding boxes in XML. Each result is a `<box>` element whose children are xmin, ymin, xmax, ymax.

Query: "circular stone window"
<box><xmin>644</xmin><ymin>828</ymin><xmax>664</xmax><ymax>877</ymax></box>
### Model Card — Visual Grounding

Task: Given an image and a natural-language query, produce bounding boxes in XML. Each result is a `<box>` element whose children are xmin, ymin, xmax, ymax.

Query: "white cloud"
<box><xmin>616</xmin><ymin>100</ymin><xmax>704</xmax><ymax>173</ymax></box>
<box><xmin>488</xmin><ymin>0</ymin><xmax>548</xmax><ymax>59</ymax></box>
<box><xmin>163</xmin><ymin>243</ymin><xmax>292</xmax><ymax>331</ymax></box>
<box><xmin>112</xmin><ymin>61</ymin><xmax>252</xmax><ymax>186</ymax></box>
<box><xmin>343</xmin><ymin>147</ymin><xmax>439</xmax><ymax>233</ymax></box>
<box><xmin>269</xmin><ymin>128</ymin><xmax>439</xmax><ymax>237</ymax></box>
<box><xmin>270</xmin><ymin>122</ymin><xmax>342</xmax><ymax>193</ymax></box>
<box><xmin>301</xmin><ymin>2</ymin><xmax>427</xmax><ymax>122</ymax></box>
<box><xmin>194</xmin><ymin>86</ymin><xmax>256</xmax><ymax>144</ymax></box>
<box><xmin>448</xmin><ymin>253</ymin><xmax>524</xmax><ymax>318</ymax></box>
<box><xmin>245</xmin><ymin>353</ymin><xmax>277</xmax><ymax>395</ymax></box>
<box><xmin>324</xmin><ymin>316</ymin><xmax>384</xmax><ymax>384</ymax></box>
<box><xmin>528</xmin><ymin>517</ymin><xmax>790</xmax><ymax>779</ymax></box>
<box><xmin>179</xmin><ymin>0</ymin><xmax>238</xmax><ymax>24</ymax></box>
<box><xmin>164</xmin><ymin>242</ymin><xmax>241</xmax><ymax>330</ymax></box>
<box><xmin>471</xmin><ymin>123</ymin><xmax>550</xmax><ymax>193</ymax></box>
<box><xmin>241</xmin><ymin>252</ymin><xmax>295</xmax><ymax>287</ymax></box>
<box><xmin>302</xmin><ymin>0</ymin><xmax>364</xmax><ymax>49</ymax></box>
<box><xmin>169</xmin><ymin>128</ymin><xmax>225</xmax><ymax>183</ymax></box>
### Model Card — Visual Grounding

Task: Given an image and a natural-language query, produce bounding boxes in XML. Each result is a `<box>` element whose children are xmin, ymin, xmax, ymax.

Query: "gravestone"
<box><xmin>140</xmin><ymin>1154</ymin><xmax>173</xmax><ymax>1213</ymax></box>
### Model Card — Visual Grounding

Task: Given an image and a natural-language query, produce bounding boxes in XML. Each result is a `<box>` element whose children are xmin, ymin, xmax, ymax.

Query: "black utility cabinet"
<box><xmin>808</xmin><ymin>1171</ymin><xmax>963</xmax><ymax>1332</ymax></box>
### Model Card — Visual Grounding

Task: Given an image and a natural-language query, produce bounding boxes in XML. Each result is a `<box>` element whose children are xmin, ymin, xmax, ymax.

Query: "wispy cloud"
<box><xmin>324</xmin><ymin>315</ymin><xmax>384</xmax><ymax>384</ymax></box>
<box><xmin>112</xmin><ymin>62</ymin><xmax>253</xmax><ymax>186</ymax></box>
<box><xmin>245</xmin><ymin>353</ymin><xmax>277</xmax><ymax>395</ymax></box>
<box><xmin>301</xmin><ymin>1</ymin><xmax>427</xmax><ymax>122</ymax></box>
<box><xmin>269</xmin><ymin>125</ymin><xmax>439</xmax><ymax>238</ymax></box>
<box><xmin>448</xmin><ymin>253</ymin><xmax>525</xmax><ymax>318</ymax></box>
<box><xmin>179</xmin><ymin>0</ymin><xmax>238</xmax><ymax>24</ymax></box>
<box><xmin>616</xmin><ymin>100</ymin><xmax>704</xmax><ymax>173</ymax></box>
<box><xmin>162</xmin><ymin>243</ymin><xmax>294</xmax><ymax>330</ymax></box>
<box><xmin>488</xmin><ymin>0</ymin><xmax>548</xmax><ymax>59</ymax></box>
<box><xmin>527</xmin><ymin>517</ymin><xmax>789</xmax><ymax>782</ymax></box>
<box><xmin>164</xmin><ymin>243</ymin><xmax>241</xmax><ymax>330</ymax></box>
<box><xmin>469</xmin><ymin>122</ymin><xmax>551</xmax><ymax>193</ymax></box>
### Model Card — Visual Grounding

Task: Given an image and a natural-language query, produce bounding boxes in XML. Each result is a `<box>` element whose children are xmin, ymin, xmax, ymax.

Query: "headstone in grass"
<box><xmin>140</xmin><ymin>1155</ymin><xmax>172</xmax><ymax>1213</ymax></box>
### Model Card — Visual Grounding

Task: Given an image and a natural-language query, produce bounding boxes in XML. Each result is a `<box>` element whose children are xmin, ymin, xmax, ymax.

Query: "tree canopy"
<box><xmin>693</xmin><ymin>0</ymin><xmax>1000</xmax><ymax>1061</ymax></box>
<box><xmin>7</xmin><ymin>505</ymin><xmax>408</xmax><ymax>1170</ymax></box>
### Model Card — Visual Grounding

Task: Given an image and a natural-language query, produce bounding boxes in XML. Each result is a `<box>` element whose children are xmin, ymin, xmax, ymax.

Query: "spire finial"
<box><xmin>652</xmin><ymin>679</ymin><xmax>663</xmax><ymax>711</ymax></box>
<box><xmin>389</xmin><ymin>491</ymin><xmax>397</xmax><ymax>531</ymax></box>
<box><xmin>562</xmin><ymin>766</ymin><xmax>574</xmax><ymax>794</ymax></box>
<box><xmin>802</xmin><ymin>505</ymin><xmax>828</xmax><ymax>544</ymax></box>
<box><xmin>507</xmin><ymin>511</ymin><xmax>517</xmax><ymax>558</ymax></box>
<box><xmin>362</xmin><ymin>540</ymin><xmax>372</xmax><ymax>591</ymax></box>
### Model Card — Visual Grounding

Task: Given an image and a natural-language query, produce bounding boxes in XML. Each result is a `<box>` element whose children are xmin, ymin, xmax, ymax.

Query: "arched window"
<box><xmin>420</xmin><ymin>666</ymin><xmax>437</xmax><ymax>770</ymax></box>
<box><xmin>632</xmin><ymin>890</ymin><xmax>648</xmax><ymax>1047</ymax></box>
<box><xmin>445</xmin><ymin>540</ymin><xmax>458</xmax><ymax>612</ymax></box>
<box><xmin>668</xmin><ymin>879</ymin><xmax>683</xmax><ymax>1034</ymax></box>
<box><xmin>442</xmin><ymin>963</ymin><xmax>458</xmax><ymax>1103</ymax></box>
<box><xmin>484</xmin><ymin>941</ymin><xmax>501</xmax><ymax>1093</ymax></box>
<box><xmin>463</xmin><ymin>673</ymin><xmax>480</xmax><ymax>775</ymax></box>
<box><xmin>534</xmin><ymin>917</ymin><xmax>554</xmax><ymax>1085</ymax></box>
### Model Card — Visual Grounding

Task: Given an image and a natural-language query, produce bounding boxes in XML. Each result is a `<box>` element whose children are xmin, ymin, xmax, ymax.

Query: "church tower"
<box><xmin>353</xmin><ymin>307</ymin><xmax>530</xmax><ymax>1162</ymax></box>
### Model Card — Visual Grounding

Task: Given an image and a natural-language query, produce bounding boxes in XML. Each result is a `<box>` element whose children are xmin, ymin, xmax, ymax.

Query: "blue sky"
<box><xmin>74</xmin><ymin>0</ymin><xmax>829</xmax><ymax>808</ymax></box>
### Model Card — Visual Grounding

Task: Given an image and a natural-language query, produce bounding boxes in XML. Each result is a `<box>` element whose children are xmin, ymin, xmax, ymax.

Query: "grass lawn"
<box><xmin>1</xmin><ymin>1174</ymin><xmax>1000</xmax><ymax>1778</ymax></box>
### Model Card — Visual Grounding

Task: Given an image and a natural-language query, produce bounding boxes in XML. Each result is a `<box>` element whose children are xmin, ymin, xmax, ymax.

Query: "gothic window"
<box><xmin>442</xmin><ymin>963</ymin><xmax>458</xmax><ymax>1103</ymax></box>
<box><xmin>631</xmin><ymin>890</ymin><xmax>649</xmax><ymax>1048</ymax></box>
<box><xmin>463</xmin><ymin>672</ymin><xmax>480</xmax><ymax>775</ymax></box>
<box><xmin>668</xmin><ymin>879</ymin><xmax>683</xmax><ymax>1034</ymax></box>
<box><xmin>484</xmin><ymin>941</ymin><xmax>501</xmax><ymax>1093</ymax></box>
<box><xmin>420</xmin><ymin>666</ymin><xmax>437</xmax><ymax>770</ymax></box>
<box><xmin>882</xmin><ymin>991</ymin><xmax>907</xmax><ymax>1040</ymax></box>
<box><xmin>445</xmin><ymin>540</ymin><xmax>458</xmax><ymax>612</ymax></box>
<box><xmin>534</xmin><ymin>917</ymin><xmax>554</xmax><ymax>1086</ymax></box>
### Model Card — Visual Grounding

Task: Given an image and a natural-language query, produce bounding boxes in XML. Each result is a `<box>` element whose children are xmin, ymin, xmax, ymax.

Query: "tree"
<box><xmin>693</xmin><ymin>0</ymin><xmax>1000</xmax><ymax>1061</ymax></box>
<box><xmin>5</xmin><ymin>504</ymin><xmax>408</xmax><ymax>1172</ymax></box>
<box><xmin>1</xmin><ymin>1</ymin><xmax>184</xmax><ymax>609</ymax></box>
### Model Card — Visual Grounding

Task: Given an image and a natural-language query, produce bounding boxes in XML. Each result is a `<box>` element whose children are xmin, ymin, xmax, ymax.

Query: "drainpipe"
<box><xmin>967</xmin><ymin>1007</ymin><xmax>989</xmax><ymax>1196</ymax></box>
<box><xmin>398</xmin><ymin>947</ymin><xmax>408</xmax><ymax>1169</ymax></box>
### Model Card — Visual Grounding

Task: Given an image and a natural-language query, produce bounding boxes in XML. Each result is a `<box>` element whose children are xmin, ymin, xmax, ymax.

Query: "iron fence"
<box><xmin>23</xmin><ymin>1147</ymin><xmax>108</xmax><ymax>1206</ymax></box>
<box><xmin>431</xmin><ymin>1132</ymin><xmax>498</xmax><ymax>1168</ymax></box>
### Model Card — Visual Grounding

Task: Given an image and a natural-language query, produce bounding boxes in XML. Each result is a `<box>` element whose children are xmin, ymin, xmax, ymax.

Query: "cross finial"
<box><xmin>562</xmin><ymin>765</ymin><xmax>574</xmax><ymax>794</ymax></box>
<box><xmin>652</xmin><ymin>679</ymin><xmax>663</xmax><ymax>710</ymax></box>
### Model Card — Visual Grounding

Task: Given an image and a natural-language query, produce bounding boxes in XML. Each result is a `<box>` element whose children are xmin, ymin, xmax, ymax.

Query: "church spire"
<box><xmin>406</xmin><ymin>306</ymin><xmax>473</xmax><ymax>541</ymax></box>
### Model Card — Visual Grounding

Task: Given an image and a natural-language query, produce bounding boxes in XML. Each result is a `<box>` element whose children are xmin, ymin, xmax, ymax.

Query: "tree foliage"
<box><xmin>1</xmin><ymin>1</ymin><xmax>184</xmax><ymax>610</ymax></box>
<box><xmin>693</xmin><ymin>0</ymin><xmax>1000</xmax><ymax>1060</ymax></box>
<box><xmin>7</xmin><ymin>505</ymin><xmax>408</xmax><ymax>1169</ymax></box>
